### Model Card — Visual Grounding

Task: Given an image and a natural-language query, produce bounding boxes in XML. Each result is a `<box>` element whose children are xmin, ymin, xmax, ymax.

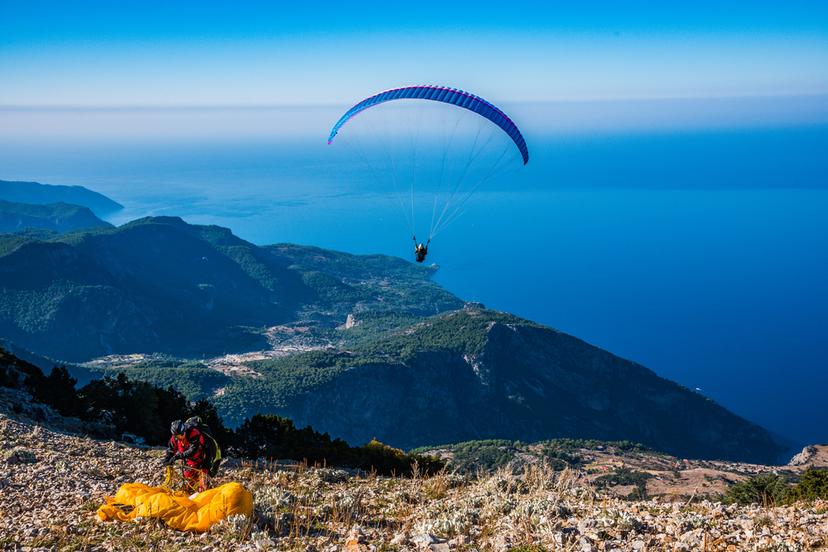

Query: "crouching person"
<box><xmin>163</xmin><ymin>417</ymin><xmax>221</xmax><ymax>493</ymax></box>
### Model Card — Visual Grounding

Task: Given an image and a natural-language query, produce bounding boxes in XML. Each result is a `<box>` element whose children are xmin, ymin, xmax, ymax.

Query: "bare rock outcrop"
<box><xmin>789</xmin><ymin>444</ymin><xmax>828</xmax><ymax>467</ymax></box>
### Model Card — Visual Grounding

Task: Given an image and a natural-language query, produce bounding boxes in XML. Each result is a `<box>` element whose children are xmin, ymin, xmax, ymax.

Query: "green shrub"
<box><xmin>443</xmin><ymin>440</ymin><xmax>517</xmax><ymax>473</ymax></box>
<box><xmin>725</xmin><ymin>473</ymin><xmax>789</xmax><ymax>506</ymax></box>
<box><xmin>787</xmin><ymin>469</ymin><xmax>828</xmax><ymax>502</ymax></box>
<box><xmin>540</xmin><ymin>444</ymin><xmax>584</xmax><ymax>469</ymax></box>
<box><xmin>233</xmin><ymin>415</ymin><xmax>444</xmax><ymax>476</ymax></box>
<box><xmin>595</xmin><ymin>468</ymin><xmax>653</xmax><ymax>500</ymax></box>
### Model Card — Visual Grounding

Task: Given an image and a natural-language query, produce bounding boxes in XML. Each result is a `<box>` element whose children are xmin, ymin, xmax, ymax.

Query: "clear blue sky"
<box><xmin>2</xmin><ymin>0</ymin><xmax>827</xmax><ymax>106</ymax></box>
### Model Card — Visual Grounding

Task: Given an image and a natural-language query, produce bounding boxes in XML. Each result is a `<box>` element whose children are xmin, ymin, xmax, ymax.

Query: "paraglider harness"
<box><xmin>189</xmin><ymin>418</ymin><xmax>222</xmax><ymax>476</ymax></box>
<box><xmin>413</xmin><ymin>236</ymin><xmax>430</xmax><ymax>263</ymax></box>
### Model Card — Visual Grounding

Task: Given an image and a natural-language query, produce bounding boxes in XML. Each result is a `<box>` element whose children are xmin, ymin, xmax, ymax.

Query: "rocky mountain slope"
<box><xmin>81</xmin><ymin>306</ymin><xmax>784</xmax><ymax>463</ymax></box>
<box><xmin>1</xmin><ymin>407</ymin><xmax>826</xmax><ymax>551</ymax></box>
<box><xmin>0</xmin><ymin>199</ymin><xmax>112</xmax><ymax>234</ymax></box>
<box><xmin>0</xmin><ymin>179</ymin><xmax>123</xmax><ymax>215</ymax></box>
<box><xmin>244</xmin><ymin>309</ymin><xmax>782</xmax><ymax>462</ymax></box>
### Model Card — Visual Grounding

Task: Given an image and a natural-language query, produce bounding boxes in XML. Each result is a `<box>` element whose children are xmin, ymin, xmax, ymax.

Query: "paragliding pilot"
<box><xmin>163</xmin><ymin>417</ymin><xmax>222</xmax><ymax>492</ymax></box>
<box><xmin>413</xmin><ymin>236</ymin><xmax>429</xmax><ymax>263</ymax></box>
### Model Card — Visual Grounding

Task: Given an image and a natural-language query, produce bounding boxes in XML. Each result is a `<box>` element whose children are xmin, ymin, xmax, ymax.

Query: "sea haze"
<box><xmin>0</xmin><ymin>98</ymin><xmax>826</xmax><ymax>447</ymax></box>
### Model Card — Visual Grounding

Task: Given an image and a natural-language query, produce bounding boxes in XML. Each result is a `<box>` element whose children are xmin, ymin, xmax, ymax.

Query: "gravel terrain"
<box><xmin>2</xmin><ymin>411</ymin><xmax>827</xmax><ymax>551</ymax></box>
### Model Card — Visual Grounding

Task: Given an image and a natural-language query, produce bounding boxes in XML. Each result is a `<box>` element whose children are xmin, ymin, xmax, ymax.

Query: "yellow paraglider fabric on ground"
<box><xmin>97</xmin><ymin>482</ymin><xmax>253</xmax><ymax>532</ymax></box>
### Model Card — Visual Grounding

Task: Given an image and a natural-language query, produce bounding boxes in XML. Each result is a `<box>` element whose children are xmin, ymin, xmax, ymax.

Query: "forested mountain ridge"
<box><xmin>198</xmin><ymin>307</ymin><xmax>783</xmax><ymax>463</ymax></box>
<box><xmin>0</xmin><ymin>216</ymin><xmax>784</xmax><ymax>463</ymax></box>
<box><xmin>0</xmin><ymin>179</ymin><xmax>123</xmax><ymax>215</ymax></box>
<box><xmin>0</xmin><ymin>200</ymin><xmax>111</xmax><ymax>234</ymax></box>
<box><xmin>0</xmin><ymin>216</ymin><xmax>460</xmax><ymax>361</ymax></box>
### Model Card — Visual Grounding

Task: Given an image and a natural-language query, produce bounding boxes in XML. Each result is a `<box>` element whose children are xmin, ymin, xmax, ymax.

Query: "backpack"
<box><xmin>185</xmin><ymin>416</ymin><xmax>222</xmax><ymax>476</ymax></box>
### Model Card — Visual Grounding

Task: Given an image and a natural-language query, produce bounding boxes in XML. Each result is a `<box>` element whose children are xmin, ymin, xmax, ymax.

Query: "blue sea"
<box><xmin>1</xmin><ymin>101</ymin><xmax>826</xmax><ymax>448</ymax></box>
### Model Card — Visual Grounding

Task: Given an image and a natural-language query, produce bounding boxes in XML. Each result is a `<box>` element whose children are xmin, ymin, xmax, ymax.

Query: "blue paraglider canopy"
<box><xmin>328</xmin><ymin>85</ymin><xmax>529</xmax><ymax>165</ymax></box>
<box><xmin>327</xmin><ymin>85</ymin><xmax>529</xmax><ymax>256</ymax></box>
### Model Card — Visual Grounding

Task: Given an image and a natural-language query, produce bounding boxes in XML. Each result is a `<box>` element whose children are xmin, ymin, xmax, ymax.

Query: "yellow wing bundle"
<box><xmin>97</xmin><ymin>481</ymin><xmax>253</xmax><ymax>532</ymax></box>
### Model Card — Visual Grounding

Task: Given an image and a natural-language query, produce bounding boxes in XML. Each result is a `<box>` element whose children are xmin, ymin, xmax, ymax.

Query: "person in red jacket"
<box><xmin>163</xmin><ymin>419</ymin><xmax>210</xmax><ymax>492</ymax></box>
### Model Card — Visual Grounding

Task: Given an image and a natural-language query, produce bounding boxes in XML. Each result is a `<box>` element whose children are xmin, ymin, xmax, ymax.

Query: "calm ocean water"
<box><xmin>1</xmin><ymin>105</ymin><xmax>826</xmax><ymax>447</ymax></box>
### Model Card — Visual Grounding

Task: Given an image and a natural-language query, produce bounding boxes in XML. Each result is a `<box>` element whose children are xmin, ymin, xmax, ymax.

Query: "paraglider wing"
<box><xmin>98</xmin><ymin>481</ymin><xmax>253</xmax><ymax>532</ymax></box>
<box><xmin>328</xmin><ymin>86</ymin><xmax>529</xmax><ymax>165</ymax></box>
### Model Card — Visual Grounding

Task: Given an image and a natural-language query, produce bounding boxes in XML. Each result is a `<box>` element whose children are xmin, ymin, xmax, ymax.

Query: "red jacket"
<box><xmin>166</xmin><ymin>427</ymin><xmax>208</xmax><ymax>468</ymax></box>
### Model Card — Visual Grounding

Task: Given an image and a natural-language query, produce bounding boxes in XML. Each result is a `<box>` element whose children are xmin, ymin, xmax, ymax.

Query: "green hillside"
<box><xmin>0</xmin><ymin>216</ymin><xmax>784</xmax><ymax>463</ymax></box>
<box><xmin>85</xmin><ymin>307</ymin><xmax>785</xmax><ymax>464</ymax></box>
<box><xmin>0</xmin><ymin>217</ymin><xmax>461</xmax><ymax>361</ymax></box>
<box><xmin>0</xmin><ymin>200</ymin><xmax>112</xmax><ymax>234</ymax></box>
<box><xmin>0</xmin><ymin>179</ymin><xmax>122</xmax><ymax>215</ymax></box>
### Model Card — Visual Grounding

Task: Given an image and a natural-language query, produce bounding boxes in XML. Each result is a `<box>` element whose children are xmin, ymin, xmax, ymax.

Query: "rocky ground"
<box><xmin>420</xmin><ymin>440</ymin><xmax>828</xmax><ymax>502</ymax></box>
<box><xmin>2</xmin><ymin>411</ymin><xmax>827</xmax><ymax>552</ymax></box>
